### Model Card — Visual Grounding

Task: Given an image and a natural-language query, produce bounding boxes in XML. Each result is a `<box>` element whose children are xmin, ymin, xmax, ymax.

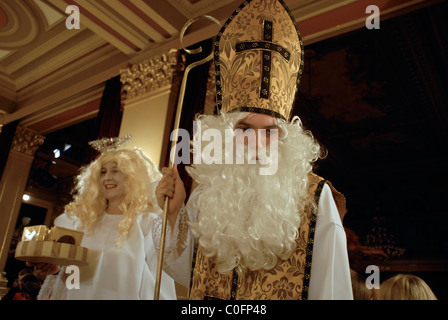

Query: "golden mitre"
<box><xmin>215</xmin><ymin>0</ymin><xmax>304</xmax><ymax>121</ymax></box>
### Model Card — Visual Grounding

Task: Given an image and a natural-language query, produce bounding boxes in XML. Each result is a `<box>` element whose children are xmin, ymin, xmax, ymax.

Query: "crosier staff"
<box><xmin>154</xmin><ymin>15</ymin><xmax>221</xmax><ymax>300</ymax></box>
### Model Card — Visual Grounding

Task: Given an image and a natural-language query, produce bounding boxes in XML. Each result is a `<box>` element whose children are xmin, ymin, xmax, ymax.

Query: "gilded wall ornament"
<box><xmin>11</xmin><ymin>126</ymin><xmax>45</xmax><ymax>156</ymax></box>
<box><xmin>120</xmin><ymin>49</ymin><xmax>186</xmax><ymax>101</ymax></box>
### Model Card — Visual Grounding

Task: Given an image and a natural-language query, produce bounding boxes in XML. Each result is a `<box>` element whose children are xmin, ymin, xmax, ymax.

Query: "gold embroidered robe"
<box><xmin>189</xmin><ymin>174</ymin><xmax>333</xmax><ymax>300</ymax></box>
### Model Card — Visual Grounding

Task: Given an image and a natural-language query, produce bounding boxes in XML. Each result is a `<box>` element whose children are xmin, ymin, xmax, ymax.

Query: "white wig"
<box><xmin>186</xmin><ymin>112</ymin><xmax>323</xmax><ymax>275</ymax></box>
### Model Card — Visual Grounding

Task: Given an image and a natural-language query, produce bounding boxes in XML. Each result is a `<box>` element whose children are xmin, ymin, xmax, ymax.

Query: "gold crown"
<box><xmin>214</xmin><ymin>0</ymin><xmax>304</xmax><ymax>121</ymax></box>
<box><xmin>88</xmin><ymin>135</ymin><xmax>131</xmax><ymax>153</ymax></box>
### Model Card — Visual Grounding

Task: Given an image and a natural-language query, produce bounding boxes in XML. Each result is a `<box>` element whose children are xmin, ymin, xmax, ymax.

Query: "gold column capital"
<box><xmin>11</xmin><ymin>126</ymin><xmax>45</xmax><ymax>157</ymax></box>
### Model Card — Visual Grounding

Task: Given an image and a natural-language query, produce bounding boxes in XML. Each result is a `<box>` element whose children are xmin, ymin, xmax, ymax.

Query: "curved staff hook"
<box><xmin>154</xmin><ymin>15</ymin><xmax>221</xmax><ymax>300</ymax></box>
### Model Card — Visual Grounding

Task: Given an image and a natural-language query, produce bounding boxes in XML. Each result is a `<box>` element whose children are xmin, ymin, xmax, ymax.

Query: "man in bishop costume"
<box><xmin>156</xmin><ymin>0</ymin><xmax>353</xmax><ymax>300</ymax></box>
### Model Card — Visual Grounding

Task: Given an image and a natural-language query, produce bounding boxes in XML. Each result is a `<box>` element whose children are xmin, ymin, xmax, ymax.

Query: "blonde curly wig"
<box><xmin>65</xmin><ymin>148</ymin><xmax>162</xmax><ymax>244</ymax></box>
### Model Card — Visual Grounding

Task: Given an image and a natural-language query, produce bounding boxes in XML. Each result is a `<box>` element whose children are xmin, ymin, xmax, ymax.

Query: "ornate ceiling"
<box><xmin>0</xmin><ymin>0</ymin><xmax>439</xmax><ymax>134</ymax></box>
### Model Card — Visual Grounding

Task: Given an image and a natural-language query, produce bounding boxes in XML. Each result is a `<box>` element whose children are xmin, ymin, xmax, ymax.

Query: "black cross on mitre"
<box><xmin>235</xmin><ymin>20</ymin><xmax>291</xmax><ymax>99</ymax></box>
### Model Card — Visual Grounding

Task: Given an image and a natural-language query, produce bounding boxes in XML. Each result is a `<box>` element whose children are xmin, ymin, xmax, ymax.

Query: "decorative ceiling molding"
<box><xmin>32</xmin><ymin>0</ymin><xmax>65</xmax><ymax>30</ymax></box>
<box><xmin>21</xmin><ymin>83</ymin><xmax>104</xmax><ymax>132</ymax></box>
<box><xmin>0</xmin><ymin>0</ymin><xmax>41</xmax><ymax>48</ymax></box>
<box><xmin>168</xmin><ymin>0</ymin><xmax>235</xmax><ymax>19</ymax></box>
<box><xmin>4</xmin><ymin>27</ymin><xmax>80</xmax><ymax>75</ymax></box>
<box><xmin>0</xmin><ymin>0</ymin><xmax>442</xmax><ymax>133</ymax></box>
<box><xmin>129</xmin><ymin>0</ymin><xmax>178</xmax><ymax>36</ymax></box>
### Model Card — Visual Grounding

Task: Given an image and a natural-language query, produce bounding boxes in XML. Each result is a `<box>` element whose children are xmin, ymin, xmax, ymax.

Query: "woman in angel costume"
<box><xmin>157</xmin><ymin>0</ymin><xmax>353</xmax><ymax>299</ymax></box>
<box><xmin>35</xmin><ymin>137</ymin><xmax>191</xmax><ymax>299</ymax></box>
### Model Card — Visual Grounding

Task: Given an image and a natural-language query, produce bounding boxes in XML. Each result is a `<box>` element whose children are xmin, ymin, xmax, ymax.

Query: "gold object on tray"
<box><xmin>15</xmin><ymin>225</ymin><xmax>89</xmax><ymax>266</ymax></box>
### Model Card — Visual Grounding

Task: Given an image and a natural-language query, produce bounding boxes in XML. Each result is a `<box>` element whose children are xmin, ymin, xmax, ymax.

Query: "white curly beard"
<box><xmin>186</xmin><ymin>112</ymin><xmax>321</xmax><ymax>275</ymax></box>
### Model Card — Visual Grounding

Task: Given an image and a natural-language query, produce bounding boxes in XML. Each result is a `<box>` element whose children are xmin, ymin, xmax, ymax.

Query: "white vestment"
<box><xmin>308</xmin><ymin>183</ymin><xmax>353</xmax><ymax>299</ymax></box>
<box><xmin>38</xmin><ymin>209</ymin><xmax>192</xmax><ymax>300</ymax></box>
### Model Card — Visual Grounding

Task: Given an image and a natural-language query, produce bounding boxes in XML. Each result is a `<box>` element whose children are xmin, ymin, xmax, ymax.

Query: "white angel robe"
<box><xmin>38</xmin><ymin>208</ymin><xmax>192</xmax><ymax>300</ymax></box>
